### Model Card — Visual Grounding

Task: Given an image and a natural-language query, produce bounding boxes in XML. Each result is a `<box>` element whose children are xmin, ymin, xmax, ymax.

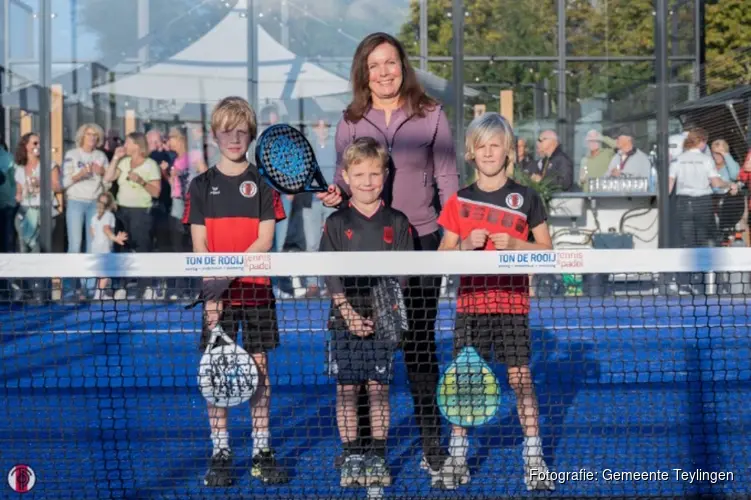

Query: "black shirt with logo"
<box><xmin>319</xmin><ymin>202</ymin><xmax>413</xmax><ymax>298</ymax></box>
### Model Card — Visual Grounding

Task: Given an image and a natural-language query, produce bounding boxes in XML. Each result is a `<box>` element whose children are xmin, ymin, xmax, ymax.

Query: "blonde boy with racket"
<box><xmin>437</xmin><ymin>113</ymin><xmax>555</xmax><ymax>491</ymax></box>
<box><xmin>188</xmin><ymin>96</ymin><xmax>288</xmax><ymax>487</ymax></box>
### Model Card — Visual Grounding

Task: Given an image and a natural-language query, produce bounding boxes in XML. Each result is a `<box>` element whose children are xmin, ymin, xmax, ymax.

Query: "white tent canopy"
<box><xmin>91</xmin><ymin>0</ymin><xmax>351</xmax><ymax>103</ymax></box>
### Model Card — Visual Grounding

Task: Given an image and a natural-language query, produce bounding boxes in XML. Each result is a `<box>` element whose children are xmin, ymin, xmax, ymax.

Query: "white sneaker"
<box><xmin>142</xmin><ymin>287</ymin><xmax>155</xmax><ymax>300</ymax></box>
<box><xmin>113</xmin><ymin>289</ymin><xmax>127</xmax><ymax>301</ymax></box>
<box><xmin>524</xmin><ymin>456</ymin><xmax>555</xmax><ymax>491</ymax></box>
<box><xmin>419</xmin><ymin>456</ymin><xmax>459</xmax><ymax>490</ymax></box>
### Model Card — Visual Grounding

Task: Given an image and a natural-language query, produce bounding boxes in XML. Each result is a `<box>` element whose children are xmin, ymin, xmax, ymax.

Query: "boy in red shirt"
<box><xmin>437</xmin><ymin>112</ymin><xmax>555</xmax><ymax>491</ymax></box>
<box><xmin>188</xmin><ymin>96</ymin><xmax>288</xmax><ymax>487</ymax></box>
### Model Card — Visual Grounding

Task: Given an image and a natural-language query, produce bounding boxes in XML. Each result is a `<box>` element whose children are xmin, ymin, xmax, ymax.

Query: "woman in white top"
<box><xmin>62</xmin><ymin>123</ymin><xmax>110</xmax><ymax>254</ymax></box>
<box><xmin>669</xmin><ymin>128</ymin><xmax>738</xmax><ymax>248</ymax></box>
<box><xmin>13</xmin><ymin>132</ymin><xmax>61</xmax><ymax>253</ymax></box>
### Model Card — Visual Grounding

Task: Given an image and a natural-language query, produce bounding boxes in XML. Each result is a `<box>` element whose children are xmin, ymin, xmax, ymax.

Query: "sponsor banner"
<box><xmin>498</xmin><ymin>250</ymin><xmax>584</xmax><ymax>270</ymax></box>
<box><xmin>184</xmin><ymin>254</ymin><xmax>272</xmax><ymax>274</ymax></box>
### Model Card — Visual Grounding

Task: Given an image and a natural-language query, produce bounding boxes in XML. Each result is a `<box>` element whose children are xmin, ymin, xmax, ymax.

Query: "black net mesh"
<box><xmin>1</xmin><ymin>257</ymin><xmax>750</xmax><ymax>499</ymax></box>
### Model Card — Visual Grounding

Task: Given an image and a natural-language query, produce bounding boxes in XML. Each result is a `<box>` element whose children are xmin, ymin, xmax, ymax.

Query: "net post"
<box><xmin>655</xmin><ymin>0</ymin><xmax>671</xmax><ymax>248</ymax></box>
<box><xmin>704</xmin><ymin>270</ymin><xmax>716</xmax><ymax>296</ymax></box>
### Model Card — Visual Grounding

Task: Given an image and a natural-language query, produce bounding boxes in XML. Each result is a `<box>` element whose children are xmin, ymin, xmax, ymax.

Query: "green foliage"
<box><xmin>705</xmin><ymin>0</ymin><xmax>751</xmax><ymax>93</ymax></box>
<box><xmin>511</xmin><ymin>169</ymin><xmax>562</xmax><ymax>211</ymax></box>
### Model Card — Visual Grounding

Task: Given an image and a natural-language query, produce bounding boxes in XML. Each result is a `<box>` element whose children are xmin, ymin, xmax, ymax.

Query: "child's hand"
<box><xmin>114</xmin><ymin>231</ymin><xmax>128</xmax><ymax>246</ymax></box>
<box><xmin>344</xmin><ymin>310</ymin><xmax>374</xmax><ymax>338</ymax></box>
<box><xmin>461</xmin><ymin>229</ymin><xmax>489</xmax><ymax>250</ymax></box>
<box><xmin>489</xmin><ymin>233</ymin><xmax>517</xmax><ymax>250</ymax></box>
<box><xmin>317</xmin><ymin>185</ymin><xmax>342</xmax><ymax>208</ymax></box>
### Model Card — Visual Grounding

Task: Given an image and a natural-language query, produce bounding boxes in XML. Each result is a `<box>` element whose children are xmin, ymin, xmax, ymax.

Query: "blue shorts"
<box><xmin>327</xmin><ymin>331</ymin><xmax>396</xmax><ymax>385</ymax></box>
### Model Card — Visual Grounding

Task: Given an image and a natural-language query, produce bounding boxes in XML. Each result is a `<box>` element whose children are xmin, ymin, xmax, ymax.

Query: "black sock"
<box><xmin>372</xmin><ymin>439</ymin><xmax>387</xmax><ymax>459</ymax></box>
<box><xmin>342</xmin><ymin>441</ymin><xmax>358</xmax><ymax>457</ymax></box>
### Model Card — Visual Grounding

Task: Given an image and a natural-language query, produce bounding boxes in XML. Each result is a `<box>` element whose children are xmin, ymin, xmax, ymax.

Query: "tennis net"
<box><xmin>1</xmin><ymin>248</ymin><xmax>750</xmax><ymax>499</ymax></box>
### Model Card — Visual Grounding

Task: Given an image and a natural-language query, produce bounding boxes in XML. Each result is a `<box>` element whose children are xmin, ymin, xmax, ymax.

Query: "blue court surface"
<box><xmin>1</xmin><ymin>296</ymin><xmax>750</xmax><ymax>499</ymax></box>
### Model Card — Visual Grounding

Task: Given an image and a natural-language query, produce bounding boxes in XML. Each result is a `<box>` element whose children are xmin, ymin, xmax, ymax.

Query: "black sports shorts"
<box><xmin>199</xmin><ymin>302</ymin><xmax>279</xmax><ymax>354</ymax></box>
<box><xmin>453</xmin><ymin>313</ymin><xmax>531</xmax><ymax>367</ymax></box>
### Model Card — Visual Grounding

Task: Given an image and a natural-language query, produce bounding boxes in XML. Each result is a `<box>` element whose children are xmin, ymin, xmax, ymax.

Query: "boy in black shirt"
<box><xmin>319</xmin><ymin>137</ymin><xmax>413</xmax><ymax>488</ymax></box>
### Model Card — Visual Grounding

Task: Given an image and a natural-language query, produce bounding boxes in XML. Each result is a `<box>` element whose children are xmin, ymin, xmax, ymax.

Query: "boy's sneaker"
<box><xmin>340</xmin><ymin>454</ymin><xmax>365</xmax><ymax>488</ymax></box>
<box><xmin>363</xmin><ymin>454</ymin><xmax>391</xmax><ymax>487</ymax></box>
<box><xmin>524</xmin><ymin>456</ymin><xmax>555</xmax><ymax>491</ymax></box>
<box><xmin>251</xmin><ymin>449</ymin><xmax>289</xmax><ymax>485</ymax></box>
<box><xmin>419</xmin><ymin>456</ymin><xmax>458</xmax><ymax>490</ymax></box>
<box><xmin>442</xmin><ymin>456</ymin><xmax>470</xmax><ymax>486</ymax></box>
<box><xmin>204</xmin><ymin>449</ymin><xmax>233</xmax><ymax>487</ymax></box>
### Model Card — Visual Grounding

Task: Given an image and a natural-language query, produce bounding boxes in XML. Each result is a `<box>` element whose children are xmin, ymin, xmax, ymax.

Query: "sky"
<box><xmin>8</xmin><ymin>0</ymin><xmax>101</xmax><ymax>62</ymax></box>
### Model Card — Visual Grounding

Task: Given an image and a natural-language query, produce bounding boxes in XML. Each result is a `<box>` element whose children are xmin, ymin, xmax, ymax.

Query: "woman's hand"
<box><xmin>316</xmin><ymin>185</ymin><xmax>343</xmax><ymax>208</ymax></box>
<box><xmin>127</xmin><ymin>171</ymin><xmax>145</xmax><ymax>186</ymax></box>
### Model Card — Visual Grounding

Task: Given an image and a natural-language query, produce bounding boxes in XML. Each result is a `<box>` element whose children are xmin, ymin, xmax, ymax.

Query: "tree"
<box><xmin>704</xmin><ymin>0</ymin><xmax>751</xmax><ymax>94</ymax></box>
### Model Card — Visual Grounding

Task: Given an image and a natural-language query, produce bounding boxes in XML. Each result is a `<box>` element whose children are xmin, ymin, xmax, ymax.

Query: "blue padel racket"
<box><xmin>255</xmin><ymin>124</ymin><xmax>329</xmax><ymax>194</ymax></box>
<box><xmin>437</xmin><ymin>347</ymin><xmax>501</xmax><ymax>427</ymax></box>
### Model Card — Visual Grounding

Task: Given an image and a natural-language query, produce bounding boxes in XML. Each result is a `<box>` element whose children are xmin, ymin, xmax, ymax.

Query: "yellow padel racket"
<box><xmin>437</xmin><ymin>347</ymin><xmax>501</xmax><ymax>427</ymax></box>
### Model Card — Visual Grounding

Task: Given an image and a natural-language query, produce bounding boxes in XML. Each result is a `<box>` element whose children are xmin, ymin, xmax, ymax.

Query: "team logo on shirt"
<box><xmin>383</xmin><ymin>226</ymin><xmax>394</xmax><ymax>244</ymax></box>
<box><xmin>239</xmin><ymin>181</ymin><xmax>257</xmax><ymax>198</ymax></box>
<box><xmin>505</xmin><ymin>193</ymin><xmax>524</xmax><ymax>210</ymax></box>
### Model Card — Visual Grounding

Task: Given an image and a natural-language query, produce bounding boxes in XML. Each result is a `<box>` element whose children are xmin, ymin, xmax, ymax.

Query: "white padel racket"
<box><xmin>198</xmin><ymin>326</ymin><xmax>259</xmax><ymax>408</ymax></box>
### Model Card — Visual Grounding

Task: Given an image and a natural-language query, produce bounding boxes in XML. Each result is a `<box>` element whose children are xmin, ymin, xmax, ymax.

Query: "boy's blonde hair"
<box><xmin>211</xmin><ymin>96</ymin><xmax>258</xmax><ymax>140</ymax></box>
<box><xmin>464</xmin><ymin>112</ymin><xmax>516</xmax><ymax>169</ymax></box>
<box><xmin>342</xmin><ymin>137</ymin><xmax>389</xmax><ymax>171</ymax></box>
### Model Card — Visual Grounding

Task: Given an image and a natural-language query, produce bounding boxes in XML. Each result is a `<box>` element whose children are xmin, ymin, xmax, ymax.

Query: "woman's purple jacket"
<box><xmin>332</xmin><ymin>106</ymin><xmax>460</xmax><ymax>237</ymax></box>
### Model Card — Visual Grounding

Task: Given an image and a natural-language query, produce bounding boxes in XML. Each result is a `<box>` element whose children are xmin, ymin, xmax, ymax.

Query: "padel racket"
<box><xmin>437</xmin><ymin>347</ymin><xmax>500</xmax><ymax>427</ymax></box>
<box><xmin>371</xmin><ymin>277</ymin><xmax>409</xmax><ymax>345</ymax></box>
<box><xmin>198</xmin><ymin>325</ymin><xmax>259</xmax><ymax>408</ymax></box>
<box><xmin>255</xmin><ymin>124</ymin><xmax>328</xmax><ymax>194</ymax></box>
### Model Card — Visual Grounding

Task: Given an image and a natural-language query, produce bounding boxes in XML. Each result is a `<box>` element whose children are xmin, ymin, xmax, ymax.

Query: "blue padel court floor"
<box><xmin>1</xmin><ymin>296</ymin><xmax>750</xmax><ymax>499</ymax></box>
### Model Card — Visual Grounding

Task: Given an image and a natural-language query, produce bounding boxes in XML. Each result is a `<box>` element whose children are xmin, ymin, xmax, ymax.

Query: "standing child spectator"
<box><xmin>437</xmin><ymin>113</ymin><xmax>555</xmax><ymax>491</ymax></box>
<box><xmin>320</xmin><ymin>137</ymin><xmax>413</xmax><ymax>488</ymax></box>
<box><xmin>90</xmin><ymin>192</ymin><xmax>128</xmax><ymax>300</ymax></box>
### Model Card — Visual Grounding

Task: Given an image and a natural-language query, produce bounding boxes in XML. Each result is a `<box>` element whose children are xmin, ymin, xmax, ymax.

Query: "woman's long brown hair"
<box><xmin>345</xmin><ymin>32</ymin><xmax>436</xmax><ymax>123</ymax></box>
<box><xmin>14</xmin><ymin>132</ymin><xmax>38</xmax><ymax>166</ymax></box>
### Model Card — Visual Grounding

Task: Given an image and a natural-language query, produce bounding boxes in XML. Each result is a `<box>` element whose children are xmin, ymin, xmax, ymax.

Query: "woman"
<box><xmin>165</xmin><ymin>126</ymin><xmax>205</xmax><ymax>299</ymax></box>
<box><xmin>318</xmin><ymin>31</ymin><xmax>460</xmax><ymax>488</ymax></box>
<box><xmin>711</xmin><ymin>139</ymin><xmax>740</xmax><ymax>181</ymax></box>
<box><xmin>62</xmin><ymin>123</ymin><xmax>110</xmax><ymax>297</ymax></box>
<box><xmin>166</xmin><ymin>126</ymin><xmax>205</xmax><ymax>250</ymax></box>
<box><xmin>13</xmin><ymin>132</ymin><xmax>61</xmax><ymax>253</ymax></box>
<box><xmin>670</xmin><ymin>128</ymin><xmax>738</xmax><ymax>247</ymax></box>
<box><xmin>669</xmin><ymin>129</ymin><xmax>738</xmax><ymax>294</ymax></box>
<box><xmin>62</xmin><ymin>123</ymin><xmax>110</xmax><ymax>254</ymax></box>
<box><xmin>13</xmin><ymin>133</ymin><xmax>63</xmax><ymax>301</ymax></box>
<box><xmin>103</xmin><ymin>132</ymin><xmax>161</xmax><ymax>299</ymax></box>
